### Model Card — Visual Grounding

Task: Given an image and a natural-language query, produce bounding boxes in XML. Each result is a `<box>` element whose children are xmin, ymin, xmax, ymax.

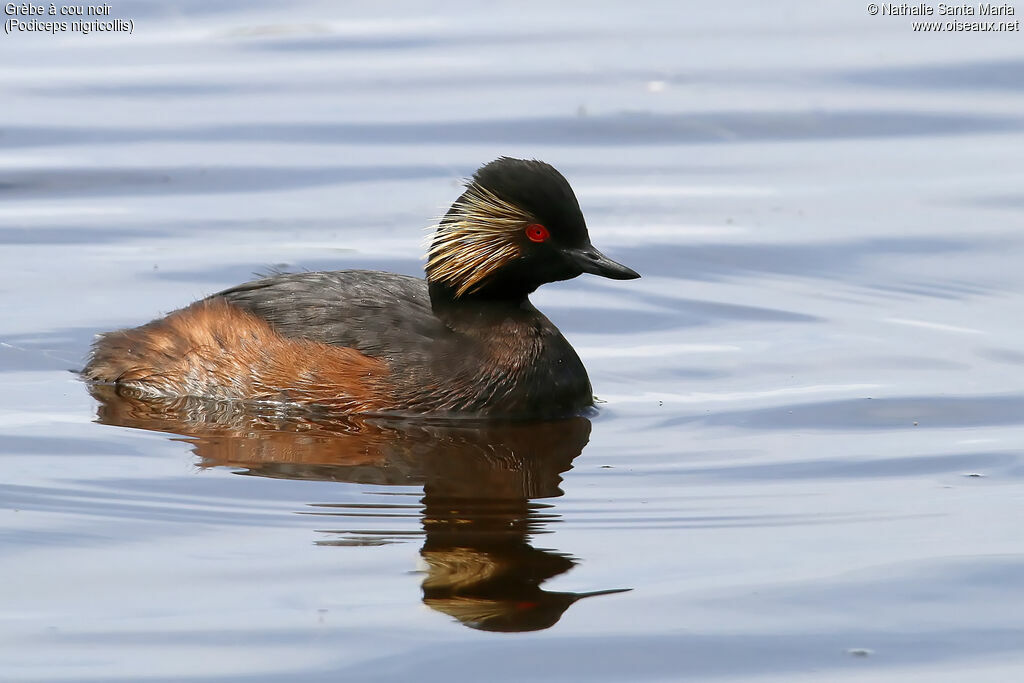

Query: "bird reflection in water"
<box><xmin>89</xmin><ymin>385</ymin><xmax>629</xmax><ymax>632</ymax></box>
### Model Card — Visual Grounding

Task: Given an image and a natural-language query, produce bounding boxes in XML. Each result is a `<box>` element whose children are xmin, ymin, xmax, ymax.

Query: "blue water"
<box><xmin>3</xmin><ymin>2</ymin><xmax>1024</xmax><ymax>680</ymax></box>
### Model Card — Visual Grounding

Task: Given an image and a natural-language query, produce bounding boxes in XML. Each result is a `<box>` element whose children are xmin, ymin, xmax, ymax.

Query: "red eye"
<box><xmin>525</xmin><ymin>224</ymin><xmax>550</xmax><ymax>243</ymax></box>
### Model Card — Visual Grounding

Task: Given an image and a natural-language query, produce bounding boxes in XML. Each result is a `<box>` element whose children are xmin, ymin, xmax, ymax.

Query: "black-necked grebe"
<box><xmin>83</xmin><ymin>157</ymin><xmax>640</xmax><ymax>417</ymax></box>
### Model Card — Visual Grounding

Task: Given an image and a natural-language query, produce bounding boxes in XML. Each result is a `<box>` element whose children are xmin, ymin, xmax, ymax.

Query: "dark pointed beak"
<box><xmin>568</xmin><ymin>246</ymin><xmax>640</xmax><ymax>280</ymax></box>
<box><xmin>571</xmin><ymin>588</ymin><xmax>633</xmax><ymax>601</ymax></box>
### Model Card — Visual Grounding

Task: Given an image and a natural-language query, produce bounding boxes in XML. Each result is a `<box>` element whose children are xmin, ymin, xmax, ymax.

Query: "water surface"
<box><xmin>2</xmin><ymin>2</ymin><xmax>1024</xmax><ymax>681</ymax></box>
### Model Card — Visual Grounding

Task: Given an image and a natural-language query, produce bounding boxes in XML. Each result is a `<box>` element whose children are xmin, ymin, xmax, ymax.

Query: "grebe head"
<box><xmin>426</xmin><ymin>157</ymin><xmax>639</xmax><ymax>299</ymax></box>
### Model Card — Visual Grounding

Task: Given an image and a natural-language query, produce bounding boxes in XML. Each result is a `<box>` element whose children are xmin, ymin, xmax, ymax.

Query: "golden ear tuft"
<box><xmin>425</xmin><ymin>183</ymin><xmax>535</xmax><ymax>297</ymax></box>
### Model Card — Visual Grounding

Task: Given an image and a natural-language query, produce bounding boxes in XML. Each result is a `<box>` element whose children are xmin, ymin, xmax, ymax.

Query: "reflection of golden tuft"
<box><xmin>426</xmin><ymin>182</ymin><xmax>533</xmax><ymax>297</ymax></box>
<box><xmin>421</xmin><ymin>547</ymin><xmax>503</xmax><ymax>591</ymax></box>
<box><xmin>88</xmin><ymin>383</ymin><xmax>629</xmax><ymax>632</ymax></box>
<box><xmin>423</xmin><ymin>596</ymin><xmax>521</xmax><ymax>630</ymax></box>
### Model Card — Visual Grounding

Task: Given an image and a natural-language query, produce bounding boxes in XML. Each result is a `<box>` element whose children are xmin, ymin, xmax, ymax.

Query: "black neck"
<box><xmin>428</xmin><ymin>281</ymin><xmax>531</xmax><ymax>320</ymax></box>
